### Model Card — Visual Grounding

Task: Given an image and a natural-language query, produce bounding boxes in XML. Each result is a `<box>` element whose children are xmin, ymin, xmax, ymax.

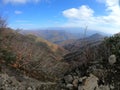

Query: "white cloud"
<box><xmin>14</xmin><ymin>10</ymin><xmax>22</xmax><ymax>14</ymax></box>
<box><xmin>3</xmin><ymin>0</ymin><xmax>40</xmax><ymax>4</ymax></box>
<box><xmin>63</xmin><ymin>5</ymin><xmax>94</xmax><ymax>20</ymax></box>
<box><xmin>62</xmin><ymin>0</ymin><xmax>120</xmax><ymax>34</ymax></box>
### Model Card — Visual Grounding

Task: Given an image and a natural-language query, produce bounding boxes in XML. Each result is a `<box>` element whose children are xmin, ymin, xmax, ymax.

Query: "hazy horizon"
<box><xmin>0</xmin><ymin>0</ymin><xmax>120</xmax><ymax>34</ymax></box>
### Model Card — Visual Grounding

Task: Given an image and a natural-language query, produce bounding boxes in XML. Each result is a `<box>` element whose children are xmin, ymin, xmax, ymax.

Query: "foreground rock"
<box><xmin>60</xmin><ymin>71</ymin><xmax>111</xmax><ymax>90</ymax></box>
<box><xmin>79</xmin><ymin>74</ymin><xmax>98</xmax><ymax>90</ymax></box>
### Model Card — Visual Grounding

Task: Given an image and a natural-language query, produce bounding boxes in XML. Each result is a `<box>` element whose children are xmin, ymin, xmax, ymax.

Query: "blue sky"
<box><xmin>0</xmin><ymin>0</ymin><xmax>120</xmax><ymax>34</ymax></box>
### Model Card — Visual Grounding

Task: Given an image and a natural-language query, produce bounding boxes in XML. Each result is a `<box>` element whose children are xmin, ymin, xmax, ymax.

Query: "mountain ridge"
<box><xmin>20</xmin><ymin>29</ymin><xmax>109</xmax><ymax>44</ymax></box>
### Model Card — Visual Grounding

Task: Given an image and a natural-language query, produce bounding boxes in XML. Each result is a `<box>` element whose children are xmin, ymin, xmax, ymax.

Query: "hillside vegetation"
<box><xmin>0</xmin><ymin>27</ymin><xmax>70</xmax><ymax>82</ymax></box>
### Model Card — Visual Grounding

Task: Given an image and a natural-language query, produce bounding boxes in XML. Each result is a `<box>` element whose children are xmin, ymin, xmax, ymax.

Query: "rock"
<box><xmin>27</xmin><ymin>87</ymin><xmax>33</xmax><ymax>90</ymax></box>
<box><xmin>82</xmin><ymin>74</ymin><xmax>99</xmax><ymax>90</ymax></box>
<box><xmin>91</xmin><ymin>69</ymin><xmax>105</xmax><ymax>79</ymax></box>
<box><xmin>78</xmin><ymin>78</ymin><xmax>82</xmax><ymax>83</ymax></box>
<box><xmin>81</xmin><ymin>76</ymin><xmax>87</xmax><ymax>80</ymax></box>
<box><xmin>75</xmin><ymin>68</ymin><xmax>80</xmax><ymax>76</ymax></box>
<box><xmin>97</xmin><ymin>85</ymin><xmax>110</xmax><ymax>90</ymax></box>
<box><xmin>61</xmin><ymin>89</ymin><xmax>66</xmax><ymax>90</ymax></box>
<box><xmin>78</xmin><ymin>76</ymin><xmax>87</xmax><ymax>83</ymax></box>
<box><xmin>78</xmin><ymin>85</ymin><xmax>84</xmax><ymax>90</ymax></box>
<box><xmin>110</xmin><ymin>85</ymin><xmax>114</xmax><ymax>89</ymax></box>
<box><xmin>64</xmin><ymin>75</ymin><xmax>73</xmax><ymax>84</ymax></box>
<box><xmin>108</xmin><ymin>54</ymin><xmax>116</xmax><ymax>65</ymax></box>
<box><xmin>72</xmin><ymin>79</ymin><xmax>79</xmax><ymax>88</ymax></box>
<box><xmin>73</xmin><ymin>76</ymin><xmax>79</xmax><ymax>79</ymax></box>
<box><xmin>66</xmin><ymin>84</ymin><xmax>73</xmax><ymax>90</ymax></box>
<box><xmin>72</xmin><ymin>73</ymin><xmax>77</xmax><ymax>76</ymax></box>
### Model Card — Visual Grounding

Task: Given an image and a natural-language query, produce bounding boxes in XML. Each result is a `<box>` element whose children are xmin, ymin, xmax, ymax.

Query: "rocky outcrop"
<box><xmin>79</xmin><ymin>74</ymin><xmax>99</xmax><ymax>90</ymax></box>
<box><xmin>60</xmin><ymin>73</ymin><xmax>111</xmax><ymax>90</ymax></box>
<box><xmin>60</xmin><ymin>66</ymin><xmax>111</xmax><ymax>90</ymax></box>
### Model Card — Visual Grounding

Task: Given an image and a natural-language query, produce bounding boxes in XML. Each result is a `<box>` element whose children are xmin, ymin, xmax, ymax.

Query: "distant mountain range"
<box><xmin>62</xmin><ymin>33</ymin><xmax>105</xmax><ymax>52</ymax></box>
<box><xmin>20</xmin><ymin>29</ymin><xmax>110</xmax><ymax>44</ymax></box>
<box><xmin>20</xmin><ymin>30</ymin><xmax>81</xmax><ymax>44</ymax></box>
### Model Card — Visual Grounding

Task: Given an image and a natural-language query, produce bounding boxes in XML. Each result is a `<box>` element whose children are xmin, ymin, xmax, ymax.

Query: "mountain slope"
<box><xmin>62</xmin><ymin>33</ymin><xmax>105</xmax><ymax>52</ymax></box>
<box><xmin>61</xmin><ymin>33</ymin><xmax>105</xmax><ymax>65</ymax></box>
<box><xmin>0</xmin><ymin>28</ymin><xmax>69</xmax><ymax>82</ymax></box>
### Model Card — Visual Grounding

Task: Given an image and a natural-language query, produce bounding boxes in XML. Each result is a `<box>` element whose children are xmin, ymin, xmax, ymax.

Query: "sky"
<box><xmin>0</xmin><ymin>0</ymin><xmax>120</xmax><ymax>34</ymax></box>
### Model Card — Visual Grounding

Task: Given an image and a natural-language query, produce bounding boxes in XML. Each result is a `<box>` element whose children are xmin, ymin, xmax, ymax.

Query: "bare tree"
<box><xmin>0</xmin><ymin>16</ymin><xmax>7</xmax><ymax>28</ymax></box>
<box><xmin>83</xmin><ymin>25</ymin><xmax>88</xmax><ymax>47</ymax></box>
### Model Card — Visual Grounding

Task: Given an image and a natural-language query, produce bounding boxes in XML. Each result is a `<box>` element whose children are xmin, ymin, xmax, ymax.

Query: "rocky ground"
<box><xmin>1</xmin><ymin>54</ymin><xmax>120</xmax><ymax>90</ymax></box>
<box><xmin>59</xmin><ymin>55</ymin><xmax>120</xmax><ymax>90</ymax></box>
<box><xmin>59</xmin><ymin>68</ymin><xmax>110</xmax><ymax>90</ymax></box>
<box><xmin>0</xmin><ymin>66</ymin><xmax>109</xmax><ymax>90</ymax></box>
<box><xmin>0</xmin><ymin>64</ymin><xmax>59</xmax><ymax>90</ymax></box>
<box><xmin>0</xmin><ymin>73</ymin><xmax>58</xmax><ymax>90</ymax></box>
<box><xmin>0</xmin><ymin>55</ymin><xmax>120</xmax><ymax>90</ymax></box>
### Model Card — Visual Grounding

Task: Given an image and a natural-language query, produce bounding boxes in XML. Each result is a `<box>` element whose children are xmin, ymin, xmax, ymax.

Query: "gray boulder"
<box><xmin>64</xmin><ymin>75</ymin><xmax>73</xmax><ymax>84</ymax></box>
<box><xmin>66</xmin><ymin>84</ymin><xmax>73</xmax><ymax>90</ymax></box>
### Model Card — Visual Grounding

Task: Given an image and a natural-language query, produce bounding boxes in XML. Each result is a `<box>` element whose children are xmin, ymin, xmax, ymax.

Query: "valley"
<box><xmin>0</xmin><ymin>25</ymin><xmax>120</xmax><ymax>90</ymax></box>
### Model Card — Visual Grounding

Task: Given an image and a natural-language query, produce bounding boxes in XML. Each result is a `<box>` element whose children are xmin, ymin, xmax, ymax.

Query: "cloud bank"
<box><xmin>62</xmin><ymin>0</ymin><xmax>120</xmax><ymax>34</ymax></box>
<box><xmin>2</xmin><ymin>0</ymin><xmax>40</xmax><ymax>4</ymax></box>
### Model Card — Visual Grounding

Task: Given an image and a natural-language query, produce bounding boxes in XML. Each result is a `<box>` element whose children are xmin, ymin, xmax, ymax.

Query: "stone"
<box><xmin>82</xmin><ymin>74</ymin><xmax>99</xmax><ymax>90</ymax></box>
<box><xmin>75</xmin><ymin>69</ymin><xmax>80</xmax><ymax>75</ymax></box>
<box><xmin>66</xmin><ymin>84</ymin><xmax>73</xmax><ymax>90</ymax></box>
<box><xmin>72</xmin><ymin>79</ymin><xmax>79</xmax><ymax>88</ymax></box>
<box><xmin>108</xmin><ymin>54</ymin><xmax>116</xmax><ymax>65</ymax></box>
<box><xmin>73</xmin><ymin>76</ymin><xmax>79</xmax><ymax>79</ymax></box>
<box><xmin>78</xmin><ymin>76</ymin><xmax>87</xmax><ymax>83</ymax></box>
<box><xmin>78</xmin><ymin>85</ymin><xmax>84</xmax><ymax>90</ymax></box>
<box><xmin>110</xmin><ymin>85</ymin><xmax>114</xmax><ymax>89</ymax></box>
<box><xmin>27</xmin><ymin>87</ymin><xmax>33</xmax><ymax>90</ymax></box>
<box><xmin>64</xmin><ymin>75</ymin><xmax>73</xmax><ymax>84</ymax></box>
<box><xmin>97</xmin><ymin>85</ymin><xmax>110</xmax><ymax>90</ymax></box>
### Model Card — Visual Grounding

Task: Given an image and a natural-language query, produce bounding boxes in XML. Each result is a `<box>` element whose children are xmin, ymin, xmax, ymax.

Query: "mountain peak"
<box><xmin>89</xmin><ymin>33</ymin><xmax>104</xmax><ymax>39</ymax></box>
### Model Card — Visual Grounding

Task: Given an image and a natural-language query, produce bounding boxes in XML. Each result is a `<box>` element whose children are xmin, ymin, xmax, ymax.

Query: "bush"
<box><xmin>0</xmin><ymin>49</ymin><xmax>16</xmax><ymax>65</ymax></box>
<box><xmin>93</xmin><ymin>34</ymin><xmax>120</xmax><ymax>89</ymax></box>
<box><xmin>100</xmin><ymin>34</ymin><xmax>120</xmax><ymax>65</ymax></box>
